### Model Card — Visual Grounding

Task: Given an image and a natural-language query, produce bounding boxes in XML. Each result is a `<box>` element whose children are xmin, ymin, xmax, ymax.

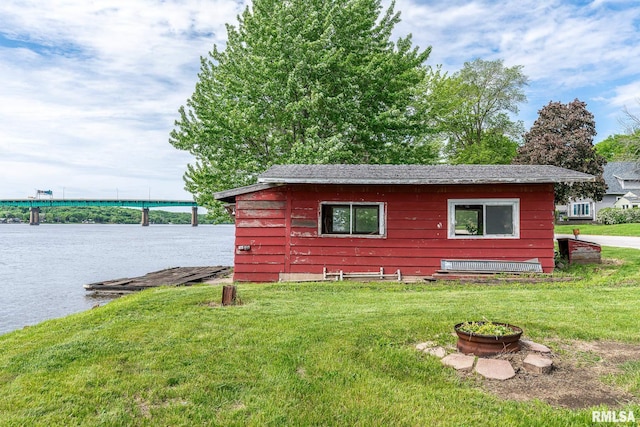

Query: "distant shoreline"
<box><xmin>0</xmin><ymin>205</ymin><xmax>225</xmax><ymax>225</ymax></box>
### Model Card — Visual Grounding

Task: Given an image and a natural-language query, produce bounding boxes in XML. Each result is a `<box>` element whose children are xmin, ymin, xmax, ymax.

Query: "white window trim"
<box><xmin>319</xmin><ymin>202</ymin><xmax>386</xmax><ymax>238</ymax></box>
<box><xmin>570</xmin><ymin>201</ymin><xmax>591</xmax><ymax>217</ymax></box>
<box><xmin>448</xmin><ymin>198</ymin><xmax>520</xmax><ymax>239</ymax></box>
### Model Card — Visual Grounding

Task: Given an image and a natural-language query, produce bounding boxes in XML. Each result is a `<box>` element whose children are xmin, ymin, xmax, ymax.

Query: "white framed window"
<box><xmin>320</xmin><ymin>202</ymin><xmax>385</xmax><ymax>237</ymax></box>
<box><xmin>571</xmin><ymin>202</ymin><xmax>591</xmax><ymax>217</ymax></box>
<box><xmin>448</xmin><ymin>199</ymin><xmax>519</xmax><ymax>239</ymax></box>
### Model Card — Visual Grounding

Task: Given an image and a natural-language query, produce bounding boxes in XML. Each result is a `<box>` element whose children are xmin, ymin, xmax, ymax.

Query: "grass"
<box><xmin>1</xmin><ymin>247</ymin><xmax>640</xmax><ymax>426</ymax></box>
<box><xmin>555</xmin><ymin>222</ymin><xmax>640</xmax><ymax>236</ymax></box>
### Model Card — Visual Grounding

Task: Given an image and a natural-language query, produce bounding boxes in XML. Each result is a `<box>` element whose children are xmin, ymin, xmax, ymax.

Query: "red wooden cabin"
<box><xmin>215</xmin><ymin>164</ymin><xmax>594</xmax><ymax>282</ymax></box>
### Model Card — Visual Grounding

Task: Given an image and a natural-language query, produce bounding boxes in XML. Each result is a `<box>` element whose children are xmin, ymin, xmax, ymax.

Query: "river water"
<box><xmin>0</xmin><ymin>224</ymin><xmax>235</xmax><ymax>335</ymax></box>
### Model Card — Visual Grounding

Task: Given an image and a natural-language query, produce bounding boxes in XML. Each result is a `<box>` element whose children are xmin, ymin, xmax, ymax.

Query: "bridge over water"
<box><xmin>0</xmin><ymin>199</ymin><xmax>199</xmax><ymax>226</ymax></box>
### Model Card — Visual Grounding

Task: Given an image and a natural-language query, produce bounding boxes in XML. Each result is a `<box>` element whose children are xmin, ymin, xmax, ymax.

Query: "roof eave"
<box><xmin>258</xmin><ymin>177</ymin><xmax>595</xmax><ymax>185</ymax></box>
<box><xmin>214</xmin><ymin>183</ymin><xmax>281</xmax><ymax>203</ymax></box>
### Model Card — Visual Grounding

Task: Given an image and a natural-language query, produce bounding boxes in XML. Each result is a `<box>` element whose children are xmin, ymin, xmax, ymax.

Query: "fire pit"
<box><xmin>454</xmin><ymin>321</ymin><xmax>523</xmax><ymax>356</ymax></box>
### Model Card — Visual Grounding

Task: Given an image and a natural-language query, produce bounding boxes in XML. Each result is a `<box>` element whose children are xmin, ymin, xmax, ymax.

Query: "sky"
<box><xmin>0</xmin><ymin>0</ymin><xmax>639</xmax><ymax>201</ymax></box>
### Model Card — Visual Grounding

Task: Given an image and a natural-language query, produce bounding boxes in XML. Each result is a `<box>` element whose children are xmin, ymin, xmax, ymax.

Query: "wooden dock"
<box><xmin>84</xmin><ymin>266</ymin><xmax>232</xmax><ymax>293</ymax></box>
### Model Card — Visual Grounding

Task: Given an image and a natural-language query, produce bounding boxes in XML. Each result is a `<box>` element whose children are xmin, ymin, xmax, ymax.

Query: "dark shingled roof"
<box><xmin>603</xmin><ymin>162</ymin><xmax>640</xmax><ymax>194</ymax></box>
<box><xmin>258</xmin><ymin>164</ymin><xmax>595</xmax><ymax>185</ymax></box>
<box><xmin>214</xmin><ymin>164</ymin><xmax>595</xmax><ymax>202</ymax></box>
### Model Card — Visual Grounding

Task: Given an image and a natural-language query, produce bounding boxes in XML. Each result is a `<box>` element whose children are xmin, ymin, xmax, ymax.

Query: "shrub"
<box><xmin>628</xmin><ymin>208</ymin><xmax>640</xmax><ymax>223</ymax></box>
<box><xmin>597</xmin><ymin>207</ymin><xmax>640</xmax><ymax>224</ymax></box>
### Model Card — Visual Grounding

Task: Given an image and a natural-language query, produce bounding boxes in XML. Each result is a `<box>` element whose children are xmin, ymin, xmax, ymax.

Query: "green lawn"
<box><xmin>555</xmin><ymin>222</ymin><xmax>640</xmax><ymax>236</ymax></box>
<box><xmin>1</xmin><ymin>247</ymin><xmax>640</xmax><ymax>426</ymax></box>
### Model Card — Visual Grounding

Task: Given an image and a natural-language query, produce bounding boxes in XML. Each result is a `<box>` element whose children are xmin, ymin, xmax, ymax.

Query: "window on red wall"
<box><xmin>320</xmin><ymin>202</ymin><xmax>385</xmax><ymax>236</ymax></box>
<box><xmin>448</xmin><ymin>199</ymin><xmax>519</xmax><ymax>239</ymax></box>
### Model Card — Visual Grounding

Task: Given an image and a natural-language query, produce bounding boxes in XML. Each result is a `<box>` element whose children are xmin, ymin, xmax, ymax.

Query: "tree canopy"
<box><xmin>595</xmin><ymin>133</ymin><xmax>639</xmax><ymax>161</ymax></box>
<box><xmin>425</xmin><ymin>59</ymin><xmax>528</xmax><ymax>163</ymax></box>
<box><xmin>449</xmin><ymin>130</ymin><xmax>519</xmax><ymax>165</ymax></box>
<box><xmin>597</xmin><ymin>101</ymin><xmax>640</xmax><ymax>162</ymax></box>
<box><xmin>170</xmin><ymin>0</ymin><xmax>436</xmax><ymax>212</ymax></box>
<box><xmin>513</xmin><ymin>99</ymin><xmax>607</xmax><ymax>204</ymax></box>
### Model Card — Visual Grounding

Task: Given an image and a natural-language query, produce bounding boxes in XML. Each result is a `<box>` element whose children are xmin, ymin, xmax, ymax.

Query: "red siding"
<box><xmin>232</xmin><ymin>183</ymin><xmax>556</xmax><ymax>281</ymax></box>
<box><xmin>233</xmin><ymin>188</ymin><xmax>287</xmax><ymax>282</ymax></box>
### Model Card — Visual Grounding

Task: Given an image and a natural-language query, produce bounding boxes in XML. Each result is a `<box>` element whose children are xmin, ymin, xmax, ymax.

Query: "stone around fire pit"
<box><xmin>520</xmin><ymin>339</ymin><xmax>551</xmax><ymax>353</ymax></box>
<box><xmin>415</xmin><ymin>342</ymin><xmax>435</xmax><ymax>351</ymax></box>
<box><xmin>416</xmin><ymin>342</ymin><xmax>448</xmax><ymax>358</ymax></box>
<box><xmin>475</xmin><ymin>358</ymin><xmax>516</xmax><ymax>380</ymax></box>
<box><xmin>425</xmin><ymin>347</ymin><xmax>447</xmax><ymax>358</ymax></box>
<box><xmin>523</xmin><ymin>353</ymin><xmax>554</xmax><ymax>374</ymax></box>
<box><xmin>418</xmin><ymin>336</ymin><xmax>559</xmax><ymax>381</ymax></box>
<box><xmin>441</xmin><ymin>353</ymin><xmax>475</xmax><ymax>371</ymax></box>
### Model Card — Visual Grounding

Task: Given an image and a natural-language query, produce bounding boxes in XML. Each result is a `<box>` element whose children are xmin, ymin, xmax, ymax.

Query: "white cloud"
<box><xmin>393</xmin><ymin>0</ymin><xmax>640</xmax><ymax>138</ymax></box>
<box><xmin>396</xmin><ymin>0</ymin><xmax>640</xmax><ymax>85</ymax></box>
<box><xmin>0</xmin><ymin>0</ymin><xmax>639</xmax><ymax>202</ymax></box>
<box><xmin>609</xmin><ymin>82</ymin><xmax>640</xmax><ymax>106</ymax></box>
<box><xmin>0</xmin><ymin>0</ymin><xmax>247</xmax><ymax>199</ymax></box>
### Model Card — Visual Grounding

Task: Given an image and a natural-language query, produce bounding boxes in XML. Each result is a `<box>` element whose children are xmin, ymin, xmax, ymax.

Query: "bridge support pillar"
<box><xmin>141</xmin><ymin>208</ymin><xmax>149</xmax><ymax>226</ymax></box>
<box><xmin>29</xmin><ymin>207</ymin><xmax>40</xmax><ymax>225</ymax></box>
<box><xmin>191</xmin><ymin>207</ymin><xmax>198</xmax><ymax>226</ymax></box>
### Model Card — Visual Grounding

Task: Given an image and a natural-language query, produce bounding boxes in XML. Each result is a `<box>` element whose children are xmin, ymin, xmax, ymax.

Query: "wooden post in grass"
<box><xmin>222</xmin><ymin>285</ymin><xmax>237</xmax><ymax>306</ymax></box>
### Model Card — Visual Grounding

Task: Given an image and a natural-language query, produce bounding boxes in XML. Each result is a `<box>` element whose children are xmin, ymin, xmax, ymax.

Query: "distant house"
<box><xmin>614</xmin><ymin>192</ymin><xmax>640</xmax><ymax>209</ymax></box>
<box><xmin>559</xmin><ymin>161</ymin><xmax>640</xmax><ymax>221</ymax></box>
<box><xmin>215</xmin><ymin>164</ymin><xmax>593</xmax><ymax>282</ymax></box>
<box><xmin>597</xmin><ymin>161</ymin><xmax>640</xmax><ymax>211</ymax></box>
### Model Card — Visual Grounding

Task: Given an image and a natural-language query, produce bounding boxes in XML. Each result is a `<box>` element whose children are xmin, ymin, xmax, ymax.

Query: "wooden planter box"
<box><xmin>557</xmin><ymin>238</ymin><xmax>601</xmax><ymax>264</ymax></box>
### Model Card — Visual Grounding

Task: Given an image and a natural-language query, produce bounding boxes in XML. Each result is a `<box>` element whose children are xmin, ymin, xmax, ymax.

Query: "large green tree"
<box><xmin>513</xmin><ymin>99</ymin><xmax>607</xmax><ymax>204</ymax></box>
<box><xmin>450</xmin><ymin>131</ymin><xmax>519</xmax><ymax>165</ymax></box>
<box><xmin>170</xmin><ymin>0</ymin><xmax>436</xmax><ymax>211</ymax></box>
<box><xmin>595</xmin><ymin>133</ymin><xmax>639</xmax><ymax>161</ymax></box>
<box><xmin>597</xmin><ymin>101</ymin><xmax>640</xmax><ymax>162</ymax></box>
<box><xmin>424</xmin><ymin>59</ymin><xmax>528</xmax><ymax>163</ymax></box>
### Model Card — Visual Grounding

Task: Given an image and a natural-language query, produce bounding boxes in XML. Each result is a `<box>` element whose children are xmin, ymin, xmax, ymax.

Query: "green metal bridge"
<box><xmin>0</xmin><ymin>199</ymin><xmax>199</xmax><ymax>226</ymax></box>
<box><xmin>0</xmin><ymin>199</ymin><xmax>197</xmax><ymax>208</ymax></box>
